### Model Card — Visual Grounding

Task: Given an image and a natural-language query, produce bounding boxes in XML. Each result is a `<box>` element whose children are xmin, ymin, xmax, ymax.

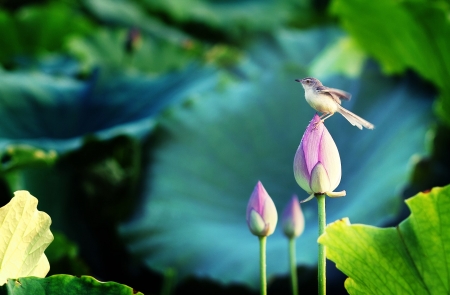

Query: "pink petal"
<box><xmin>301</xmin><ymin>114</ymin><xmax>324</xmax><ymax>175</ymax></box>
<box><xmin>246</xmin><ymin>181</ymin><xmax>278</xmax><ymax>236</ymax></box>
<box><xmin>282</xmin><ymin>195</ymin><xmax>305</xmax><ymax>238</ymax></box>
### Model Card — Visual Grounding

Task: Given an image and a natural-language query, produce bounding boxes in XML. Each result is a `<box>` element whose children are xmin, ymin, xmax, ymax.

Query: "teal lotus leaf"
<box><xmin>0</xmin><ymin>66</ymin><xmax>217</xmax><ymax>151</ymax></box>
<box><xmin>119</xmin><ymin>29</ymin><xmax>433</xmax><ymax>286</ymax></box>
<box><xmin>0</xmin><ymin>65</ymin><xmax>220</xmax><ymax>261</ymax></box>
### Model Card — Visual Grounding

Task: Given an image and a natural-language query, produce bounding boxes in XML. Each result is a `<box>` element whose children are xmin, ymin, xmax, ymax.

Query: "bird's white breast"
<box><xmin>304</xmin><ymin>88</ymin><xmax>338</xmax><ymax>113</ymax></box>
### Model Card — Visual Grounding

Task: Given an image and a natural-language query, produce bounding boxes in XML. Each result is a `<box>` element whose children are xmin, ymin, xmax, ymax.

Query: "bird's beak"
<box><xmin>295</xmin><ymin>79</ymin><xmax>301</xmax><ymax>83</ymax></box>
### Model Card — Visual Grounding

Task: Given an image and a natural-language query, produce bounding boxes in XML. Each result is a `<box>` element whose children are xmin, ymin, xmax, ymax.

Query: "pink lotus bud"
<box><xmin>282</xmin><ymin>195</ymin><xmax>304</xmax><ymax>238</ymax></box>
<box><xmin>293</xmin><ymin>114</ymin><xmax>346</xmax><ymax>201</ymax></box>
<box><xmin>246</xmin><ymin>181</ymin><xmax>278</xmax><ymax>237</ymax></box>
<box><xmin>125</xmin><ymin>28</ymin><xmax>142</xmax><ymax>54</ymax></box>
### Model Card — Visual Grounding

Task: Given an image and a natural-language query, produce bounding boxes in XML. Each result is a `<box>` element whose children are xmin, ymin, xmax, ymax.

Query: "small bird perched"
<box><xmin>295</xmin><ymin>77</ymin><xmax>374</xmax><ymax>130</ymax></box>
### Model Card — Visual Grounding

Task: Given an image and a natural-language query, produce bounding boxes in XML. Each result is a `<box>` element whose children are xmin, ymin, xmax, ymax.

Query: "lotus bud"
<box><xmin>293</xmin><ymin>114</ymin><xmax>346</xmax><ymax>202</ymax></box>
<box><xmin>125</xmin><ymin>28</ymin><xmax>142</xmax><ymax>54</ymax></box>
<box><xmin>282</xmin><ymin>195</ymin><xmax>305</xmax><ymax>239</ymax></box>
<box><xmin>246</xmin><ymin>181</ymin><xmax>278</xmax><ymax>237</ymax></box>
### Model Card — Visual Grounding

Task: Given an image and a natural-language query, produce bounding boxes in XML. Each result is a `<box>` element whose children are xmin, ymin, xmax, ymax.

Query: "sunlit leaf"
<box><xmin>0</xmin><ymin>191</ymin><xmax>53</xmax><ymax>285</ymax></box>
<box><xmin>119</xmin><ymin>29</ymin><xmax>433</xmax><ymax>286</ymax></box>
<box><xmin>330</xmin><ymin>0</ymin><xmax>450</xmax><ymax>126</ymax></box>
<box><xmin>319</xmin><ymin>185</ymin><xmax>450</xmax><ymax>294</ymax></box>
<box><xmin>309</xmin><ymin>36</ymin><xmax>367</xmax><ymax>78</ymax></box>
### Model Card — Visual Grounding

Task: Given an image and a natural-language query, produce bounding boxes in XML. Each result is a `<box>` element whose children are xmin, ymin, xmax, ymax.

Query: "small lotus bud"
<box><xmin>282</xmin><ymin>195</ymin><xmax>304</xmax><ymax>238</ymax></box>
<box><xmin>125</xmin><ymin>28</ymin><xmax>142</xmax><ymax>54</ymax></box>
<box><xmin>246</xmin><ymin>181</ymin><xmax>278</xmax><ymax>237</ymax></box>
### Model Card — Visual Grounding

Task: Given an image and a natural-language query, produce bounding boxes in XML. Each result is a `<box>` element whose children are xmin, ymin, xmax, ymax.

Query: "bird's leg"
<box><xmin>320</xmin><ymin>113</ymin><xmax>334</xmax><ymax>121</ymax></box>
<box><xmin>313</xmin><ymin>113</ymin><xmax>332</xmax><ymax>129</ymax></box>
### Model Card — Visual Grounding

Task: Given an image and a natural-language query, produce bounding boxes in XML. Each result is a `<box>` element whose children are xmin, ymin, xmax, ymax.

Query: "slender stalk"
<box><xmin>288</xmin><ymin>238</ymin><xmax>299</xmax><ymax>295</ymax></box>
<box><xmin>160</xmin><ymin>268</ymin><xmax>175</xmax><ymax>295</ymax></box>
<box><xmin>317</xmin><ymin>194</ymin><xmax>326</xmax><ymax>295</ymax></box>
<box><xmin>259</xmin><ymin>236</ymin><xmax>267</xmax><ymax>295</ymax></box>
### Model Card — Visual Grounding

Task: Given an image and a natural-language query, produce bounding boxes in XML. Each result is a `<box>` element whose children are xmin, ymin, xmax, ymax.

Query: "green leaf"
<box><xmin>0</xmin><ymin>3</ymin><xmax>93</xmax><ymax>65</ymax></box>
<box><xmin>309</xmin><ymin>36</ymin><xmax>367</xmax><ymax>78</ymax></box>
<box><xmin>318</xmin><ymin>185</ymin><xmax>450</xmax><ymax>294</ymax></box>
<box><xmin>330</xmin><ymin>0</ymin><xmax>450</xmax><ymax>126</ymax></box>
<box><xmin>59</xmin><ymin>135</ymin><xmax>143</xmax><ymax>223</ymax></box>
<box><xmin>0</xmin><ymin>275</ymin><xmax>143</xmax><ymax>295</ymax></box>
<box><xmin>46</xmin><ymin>232</ymin><xmax>89</xmax><ymax>277</ymax></box>
<box><xmin>0</xmin><ymin>145</ymin><xmax>57</xmax><ymax>174</ymax></box>
<box><xmin>138</xmin><ymin>0</ymin><xmax>315</xmax><ymax>43</ymax></box>
<box><xmin>74</xmin><ymin>0</ymin><xmax>244</xmax><ymax>73</ymax></box>
<box><xmin>119</xmin><ymin>28</ymin><xmax>433</xmax><ymax>286</ymax></box>
<box><xmin>67</xmin><ymin>28</ymin><xmax>196</xmax><ymax>75</ymax></box>
<box><xmin>330</xmin><ymin>0</ymin><xmax>428</xmax><ymax>75</ymax></box>
<box><xmin>0</xmin><ymin>145</ymin><xmax>58</xmax><ymax>193</ymax></box>
<box><xmin>0</xmin><ymin>191</ymin><xmax>53</xmax><ymax>285</ymax></box>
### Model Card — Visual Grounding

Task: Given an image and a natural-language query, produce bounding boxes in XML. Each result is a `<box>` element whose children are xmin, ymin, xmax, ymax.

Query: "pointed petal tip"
<box><xmin>327</xmin><ymin>190</ymin><xmax>346</xmax><ymax>198</ymax></box>
<box><xmin>299</xmin><ymin>194</ymin><xmax>315</xmax><ymax>203</ymax></box>
<box><xmin>306</xmin><ymin>114</ymin><xmax>324</xmax><ymax>133</ymax></box>
<box><xmin>253</xmin><ymin>181</ymin><xmax>268</xmax><ymax>199</ymax></box>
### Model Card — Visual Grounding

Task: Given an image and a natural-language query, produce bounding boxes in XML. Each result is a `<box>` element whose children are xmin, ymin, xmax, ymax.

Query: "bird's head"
<box><xmin>295</xmin><ymin>77</ymin><xmax>321</xmax><ymax>90</ymax></box>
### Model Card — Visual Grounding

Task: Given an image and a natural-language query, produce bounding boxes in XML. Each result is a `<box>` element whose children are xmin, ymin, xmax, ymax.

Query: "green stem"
<box><xmin>259</xmin><ymin>236</ymin><xmax>267</xmax><ymax>295</ymax></box>
<box><xmin>160</xmin><ymin>268</ymin><xmax>175</xmax><ymax>295</ymax></box>
<box><xmin>289</xmin><ymin>238</ymin><xmax>299</xmax><ymax>295</ymax></box>
<box><xmin>317</xmin><ymin>194</ymin><xmax>326</xmax><ymax>295</ymax></box>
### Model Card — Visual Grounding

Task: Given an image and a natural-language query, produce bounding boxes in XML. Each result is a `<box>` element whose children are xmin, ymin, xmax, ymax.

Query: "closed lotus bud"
<box><xmin>282</xmin><ymin>195</ymin><xmax>304</xmax><ymax>238</ymax></box>
<box><xmin>293</xmin><ymin>114</ymin><xmax>345</xmax><ymax>201</ymax></box>
<box><xmin>246</xmin><ymin>181</ymin><xmax>278</xmax><ymax>237</ymax></box>
<box><xmin>125</xmin><ymin>28</ymin><xmax>142</xmax><ymax>54</ymax></box>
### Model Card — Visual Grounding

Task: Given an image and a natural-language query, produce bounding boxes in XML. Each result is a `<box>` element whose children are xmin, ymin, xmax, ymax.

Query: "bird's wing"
<box><xmin>317</xmin><ymin>86</ymin><xmax>352</xmax><ymax>101</ymax></box>
<box><xmin>316</xmin><ymin>86</ymin><xmax>346</xmax><ymax>105</ymax></box>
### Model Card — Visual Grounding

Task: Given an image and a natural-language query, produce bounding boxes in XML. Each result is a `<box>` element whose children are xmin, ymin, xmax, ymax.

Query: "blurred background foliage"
<box><xmin>0</xmin><ymin>0</ymin><xmax>449</xmax><ymax>294</ymax></box>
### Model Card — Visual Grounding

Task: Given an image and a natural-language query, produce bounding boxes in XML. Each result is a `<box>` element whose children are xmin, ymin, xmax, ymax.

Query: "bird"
<box><xmin>295</xmin><ymin>77</ymin><xmax>374</xmax><ymax>130</ymax></box>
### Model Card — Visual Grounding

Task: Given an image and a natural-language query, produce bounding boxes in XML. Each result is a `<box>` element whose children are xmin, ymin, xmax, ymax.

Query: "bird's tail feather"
<box><xmin>337</xmin><ymin>105</ymin><xmax>374</xmax><ymax>130</ymax></box>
